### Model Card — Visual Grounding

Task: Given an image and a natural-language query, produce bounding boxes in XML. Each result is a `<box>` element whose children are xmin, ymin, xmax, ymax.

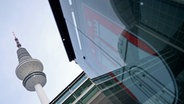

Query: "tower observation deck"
<box><xmin>14</xmin><ymin>33</ymin><xmax>49</xmax><ymax>104</ymax></box>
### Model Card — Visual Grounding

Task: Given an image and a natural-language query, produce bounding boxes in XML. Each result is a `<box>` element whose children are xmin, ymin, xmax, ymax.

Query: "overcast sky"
<box><xmin>0</xmin><ymin>0</ymin><xmax>82</xmax><ymax>104</ymax></box>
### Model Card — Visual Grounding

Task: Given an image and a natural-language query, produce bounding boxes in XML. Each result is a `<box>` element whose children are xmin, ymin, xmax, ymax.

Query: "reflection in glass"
<box><xmin>59</xmin><ymin>0</ymin><xmax>184</xmax><ymax>103</ymax></box>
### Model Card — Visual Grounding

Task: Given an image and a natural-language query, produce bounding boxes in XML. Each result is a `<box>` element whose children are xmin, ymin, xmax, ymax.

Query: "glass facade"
<box><xmin>50</xmin><ymin>0</ymin><xmax>184</xmax><ymax>104</ymax></box>
<box><xmin>50</xmin><ymin>72</ymin><xmax>114</xmax><ymax>104</ymax></box>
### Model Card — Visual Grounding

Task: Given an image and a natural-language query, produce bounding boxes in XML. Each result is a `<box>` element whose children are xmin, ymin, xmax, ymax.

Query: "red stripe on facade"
<box><xmin>122</xmin><ymin>30</ymin><xmax>158</xmax><ymax>56</ymax></box>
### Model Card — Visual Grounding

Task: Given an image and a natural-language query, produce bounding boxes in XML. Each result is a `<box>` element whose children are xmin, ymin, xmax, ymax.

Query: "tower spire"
<box><xmin>13</xmin><ymin>32</ymin><xmax>21</xmax><ymax>48</ymax></box>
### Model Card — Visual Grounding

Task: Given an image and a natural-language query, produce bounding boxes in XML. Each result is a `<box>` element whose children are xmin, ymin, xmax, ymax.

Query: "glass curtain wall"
<box><xmin>58</xmin><ymin>0</ymin><xmax>184</xmax><ymax>103</ymax></box>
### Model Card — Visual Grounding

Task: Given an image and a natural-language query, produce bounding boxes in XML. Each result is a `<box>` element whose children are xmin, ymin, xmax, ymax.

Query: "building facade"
<box><xmin>49</xmin><ymin>0</ymin><xmax>184</xmax><ymax>104</ymax></box>
<box><xmin>50</xmin><ymin>72</ymin><xmax>116</xmax><ymax>104</ymax></box>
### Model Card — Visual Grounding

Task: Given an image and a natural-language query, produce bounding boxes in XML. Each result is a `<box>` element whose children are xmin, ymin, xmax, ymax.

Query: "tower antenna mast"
<box><xmin>13</xmin><ymin>32</ymin><xmax>21</xmax><ymax>48</ymax></box>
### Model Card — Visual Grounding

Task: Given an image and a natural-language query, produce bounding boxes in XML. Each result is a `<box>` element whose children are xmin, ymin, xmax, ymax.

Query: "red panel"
<box><xmin>122</xmin><ymin>30</ymin><xmax>158</xmax><ymax>56</ymax></box>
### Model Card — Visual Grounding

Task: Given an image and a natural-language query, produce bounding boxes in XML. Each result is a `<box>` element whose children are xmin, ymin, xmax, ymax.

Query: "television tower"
<box><xmin>14</xmin><ymin>33</ymin><xmax>49</xmax><ymax>104</ymax></box>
